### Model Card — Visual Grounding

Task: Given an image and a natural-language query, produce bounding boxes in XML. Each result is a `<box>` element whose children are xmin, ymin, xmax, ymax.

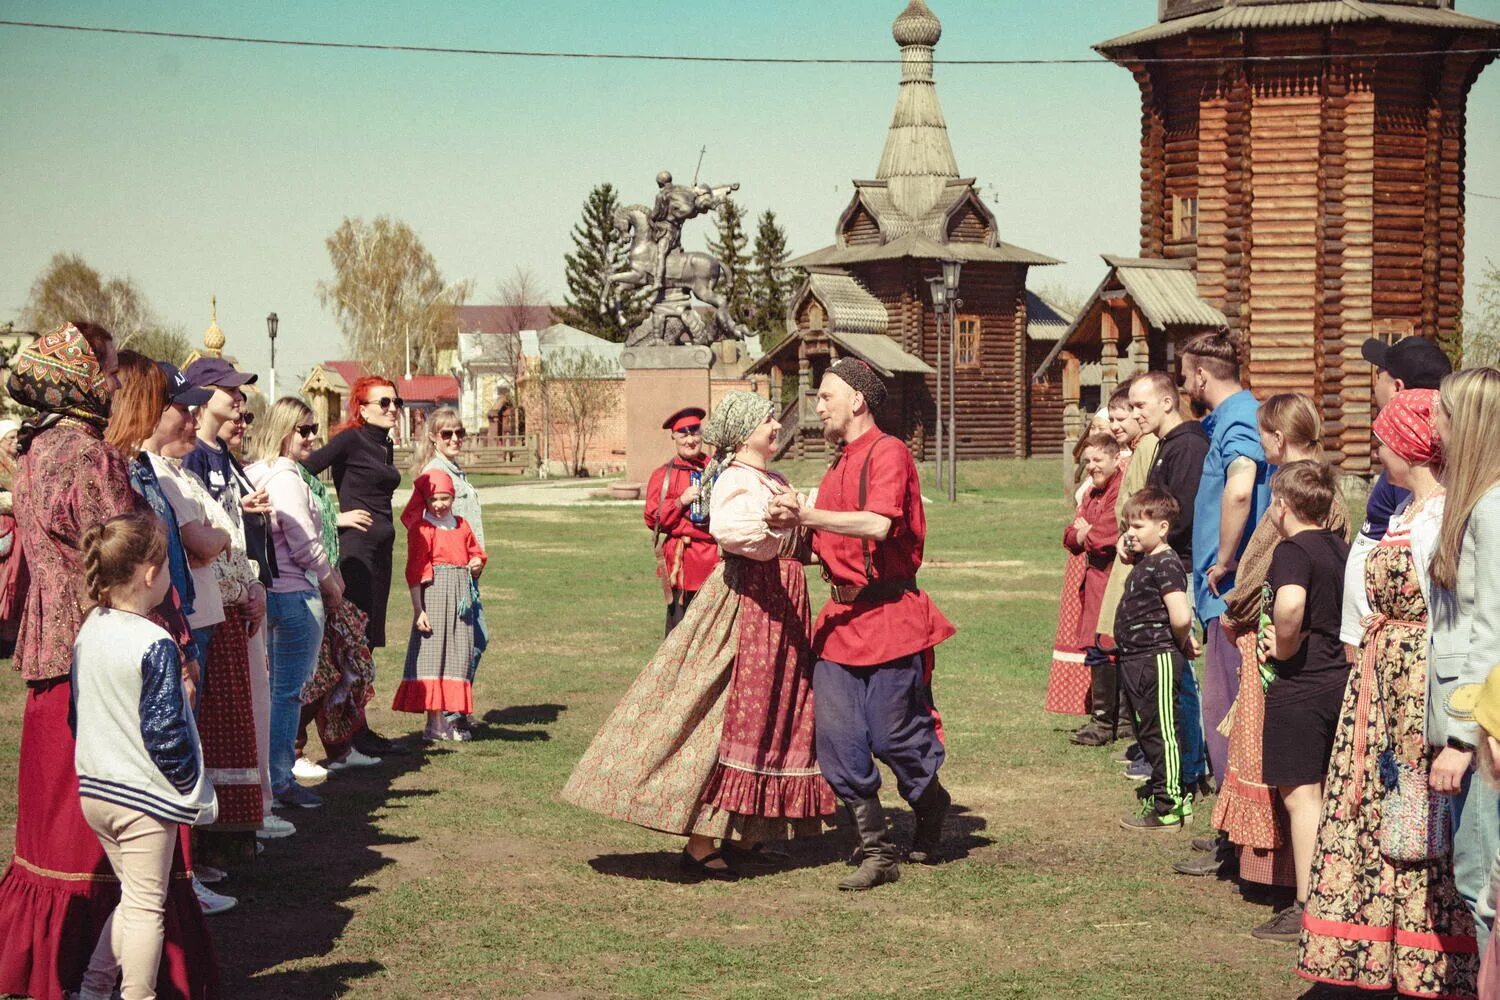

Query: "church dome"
<box><xmin>893</xmin><ymin>0</ymin><xmax>942</xmax><ymax>48</ymax></box>
<box><xmin>203</xmin><ymin>296</ymin><xmax>225</xmax><ymax>356</ymax></box>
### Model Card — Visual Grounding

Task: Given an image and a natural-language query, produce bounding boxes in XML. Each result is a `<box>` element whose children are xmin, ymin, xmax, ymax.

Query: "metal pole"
<box><xmin>947</xmin><ymin>298</ymin><xmax>958</xmax><ymax>502</ymax></box>
<box><xmin>933</xmin><ymin>305</ymin><xmax>944</xmax><ymax>491</ymax></box>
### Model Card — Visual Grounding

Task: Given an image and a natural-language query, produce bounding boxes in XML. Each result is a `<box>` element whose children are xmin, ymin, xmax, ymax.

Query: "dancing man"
<box><xmin>770</xmin><ymin>358</ymin><xmax>955</xmax><ymax>891</ymax></box>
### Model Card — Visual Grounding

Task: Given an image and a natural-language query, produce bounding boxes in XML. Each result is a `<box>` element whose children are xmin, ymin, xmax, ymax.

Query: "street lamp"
<box><xmin>266</xmin><ymin>312</ymin><xmax>278</xmax><ymax>401</ymax></box>
<box><xmin>926</xmin><ymin>276</ymin><xmax>947</xmax><ymax>491</ymax></box>
<box><xmin>939</xmin><ymin>258</ymin><xmax>963</xmax><ymax>502</ymax></box>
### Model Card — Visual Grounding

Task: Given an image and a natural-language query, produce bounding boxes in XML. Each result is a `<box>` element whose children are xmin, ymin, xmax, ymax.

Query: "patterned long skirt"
<box><xmin>0</xmin><ymin>678</ymin><xmax>219</xmax><ymax>999</ymax></box>
<box><xmin>1297</xmin><ymin>541</ymin><xmax>1478</xmax><ymax>997</ymax></box>
<box><xmin>393</xmin><ymin>565</ymin><xmax>475</xmax><ymax>715</ymax></box>
<box><xmin>1213</xmin><ymin>629</ymin><xmax>1294</xmax><ymax>887</ymax></box>
<box><xmin>562</xmin><ymin>556</ymin><xmax>835</xmax><ymax>841</ymax></box>
<box><xmin>1044</xmin><ymin>550</ymin><xmax>1090</xmax><ymax>715</ymax></box>
<box><xmin>301</xmin><ymin>600</ymin><xmax>375</xmax><ymax>755</ymax></box>
<box><xmin>198</xmin><ymin>605</ymin><xmax>263</xmax><ymax>830</ymax></box>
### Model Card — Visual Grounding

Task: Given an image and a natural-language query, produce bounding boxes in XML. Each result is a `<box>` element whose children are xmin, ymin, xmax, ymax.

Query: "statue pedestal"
<box><xmin>621</xmin><ymin>345</ymin><xmax>714</xmax><ymax>485</ymax></box>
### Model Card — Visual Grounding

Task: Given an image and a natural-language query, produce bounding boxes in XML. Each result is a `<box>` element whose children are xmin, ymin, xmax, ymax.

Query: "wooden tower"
<box><xmin>1039</xmin><ymin>0</ymin><xmax>1499</xmax><ymax>473</ymax></box>
<box><xmin>753</xmin><ymin>0</ymin><xmax>1067</xmax><ymax>461</ymax></box>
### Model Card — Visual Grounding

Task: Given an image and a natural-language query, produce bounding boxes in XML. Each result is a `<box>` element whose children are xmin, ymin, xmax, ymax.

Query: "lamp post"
<box><xmin>940</xmin><ymin>258</ymin><xmax>963</xmax><ymax>503</ymax></box>
<box><xmin>265</xmin><ymin>312</ymin><xmax>278</xmax><ymax>402</ymax></box>
<box><xmin>926</xmin><ymin>276</ymin><xmax>947</xmax><ymax>491</ymax></box>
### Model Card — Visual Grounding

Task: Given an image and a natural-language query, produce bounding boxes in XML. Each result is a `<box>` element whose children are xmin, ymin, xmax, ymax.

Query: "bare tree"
<box><xmin>317</xmin><ymin>216</ymin><xmax>473</xmax><ymax>378</ymax></box>
<box><xmin>492</xmin><ymin>266</ymin><xmax>551</xmax><ymax>407</ymax></box>
<box><xmin>525</xmin><ymin>346</ymin><xmax>619</xmax><ymax>476</ymax></box>
<box><xmin>21</xmin><ymin>253</ymin><xmax>155</xmax><ymax>343</ymax></box>
<box><xmin>1032</xmin><ymin>281</ymin><xmax>1090</xmax><ymax>319</ymax></box>
<box><xmin>1463</xmin><ymin>258</ymin><xmax>1500</xmax><ymax>367</ymax></box>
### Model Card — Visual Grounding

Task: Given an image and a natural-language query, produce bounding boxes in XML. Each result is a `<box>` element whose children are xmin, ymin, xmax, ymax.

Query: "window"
<box><xmin>955</xmin><ymin>315</ymin><xmax>981</xmax><ymax>369</ymax></box>
<box><xmin>1172</xmin><ymin>193</ymin><xmax>1198</xmax><ymax>242</ymax></box>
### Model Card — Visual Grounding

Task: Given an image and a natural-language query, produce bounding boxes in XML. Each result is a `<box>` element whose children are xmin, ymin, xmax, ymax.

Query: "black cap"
<box><xmin>1360</xmin><ymin>337</ymin><xmax>1452</xmax><ymax>391</ymax></box>
<box><xmin>157</xmin><ymin>361</ymin><xmax>213</xmax><ymax>406</ymax></box>
<box><xmin>183</xmin><ymin>357</ymin><xmax>258</xmax><ymax>390</ymax></box>
<box><xmin>661</xmin><ymin>406</ymin><xmax>707</xmax><ymax>431</ymax></box>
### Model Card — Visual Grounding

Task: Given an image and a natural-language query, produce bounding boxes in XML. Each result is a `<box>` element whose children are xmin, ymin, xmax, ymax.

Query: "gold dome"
<box><xmin>203</xmin><ymin>296</ymin><xmax>225</xmax><ymax>357</ymax></box>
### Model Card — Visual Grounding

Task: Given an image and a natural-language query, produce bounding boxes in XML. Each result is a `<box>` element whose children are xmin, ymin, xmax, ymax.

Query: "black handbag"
<box><xmin>227</xmin><ymin>451</ymin><xmax>280</xmax><ymax>588</ymax></box>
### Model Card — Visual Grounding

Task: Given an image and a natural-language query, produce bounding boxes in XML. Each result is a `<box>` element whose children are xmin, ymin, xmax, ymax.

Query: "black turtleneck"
<box><xmin>304</xmin><ymin>422</ymin><xmax>401</xmax><ymax>526</ymax></box>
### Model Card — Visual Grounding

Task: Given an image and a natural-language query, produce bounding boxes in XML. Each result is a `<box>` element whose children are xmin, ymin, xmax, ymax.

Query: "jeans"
<box><xmin>190</xmin><ymin>624</ymin><xmax>216</xmax><ymax>706</ymax></box>
<box><xmin>1451</xmin><ymin>767</ymin><xmax>1500</xmax><ymax>949</ymax></box>
<box><xmin>265</xmin><ymin>589</ymin><xmax>325</xmax><ymax>794</ymax></box>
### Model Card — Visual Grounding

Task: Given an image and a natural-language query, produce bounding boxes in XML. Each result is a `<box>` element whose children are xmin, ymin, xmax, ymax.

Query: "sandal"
<box><xmin>679</xmin><ymin>849</ymin><xmax>739</xmax><ymax>882</ymax></box>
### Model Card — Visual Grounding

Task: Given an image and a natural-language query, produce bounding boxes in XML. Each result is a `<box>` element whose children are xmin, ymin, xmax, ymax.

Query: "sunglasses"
<box><xmin>673</xmin><ymin>424</ymin><xmax>703</xmax><ymax>436</ymax></box>
<box><xmin>365</xmin><ymin>396</ymin><xmax>404</xmax><ymax>411</ymax></box>
<box><xmin>296</xmin><ymin>423</ymin><xmax>319</xmax><ymax>438</ymax></box>
<box><xmin>438</xmin><ymin>428</ymin><xmax>467</xmax><ymax>442</ymax></box>
<box><xmin>239</xmin><ymin>411</ymin><xmax>255</xmax><ymax>426</ymax></box>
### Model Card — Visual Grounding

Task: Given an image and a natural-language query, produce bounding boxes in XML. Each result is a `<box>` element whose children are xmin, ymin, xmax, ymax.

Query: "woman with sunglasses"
<box><xmin>304</xmin><ymin>376</ymin><xmax>406</xmax><ymax>757</ymax></box>
<box><xmin>247</xmin><ymin>399</ymin><xmax>346</xmax><ymax>811</ymax></box>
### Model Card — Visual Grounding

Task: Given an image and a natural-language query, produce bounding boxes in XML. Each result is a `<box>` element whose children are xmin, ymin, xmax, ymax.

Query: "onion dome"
<box><xmin>893</xmin><ymin>0</ymin><xmax>942</xmax><ymax>48</ymax></box>
<box><xmin>203</xmin><ymin>296</ymin><xmax>225</xmax><ymax>356</ymax></box>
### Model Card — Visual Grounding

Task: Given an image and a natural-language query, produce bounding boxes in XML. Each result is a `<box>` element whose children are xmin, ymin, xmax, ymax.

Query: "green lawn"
<box><xmin>0</xmin><ymin>459</ymin><xmax>1315</xmax><ymax>1000</ymax></box>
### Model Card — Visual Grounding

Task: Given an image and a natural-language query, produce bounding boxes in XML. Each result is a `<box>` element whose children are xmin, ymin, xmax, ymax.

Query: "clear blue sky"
<box><xmin>2</xmin><ymin>0</ymin><xmax>1498</xmax><ymax>384</ymax></box>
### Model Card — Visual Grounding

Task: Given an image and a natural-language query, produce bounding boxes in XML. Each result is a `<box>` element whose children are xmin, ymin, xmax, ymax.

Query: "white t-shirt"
<box><xmin>150</xmin><ymin>452</ymin><xmax>226</xmax><ymax>630</ymax></box>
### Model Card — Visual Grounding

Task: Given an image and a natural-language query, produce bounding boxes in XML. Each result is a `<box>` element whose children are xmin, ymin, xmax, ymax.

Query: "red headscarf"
<box><xmin>400</xmin><ymin>468</ymin><xmax>456</xmax><ymax>530</ymax></box>
<box><xmin>1373</xmin><ymin>388</ymin><xmax>1442</xmax><ymax>467</ymax></box>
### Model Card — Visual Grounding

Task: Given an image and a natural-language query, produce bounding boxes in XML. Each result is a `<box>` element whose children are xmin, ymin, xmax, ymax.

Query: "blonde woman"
<box><xmin>1430</xmin><ymin>366</ymin><xmax>1500</xmax><ymax>948</ymax></box>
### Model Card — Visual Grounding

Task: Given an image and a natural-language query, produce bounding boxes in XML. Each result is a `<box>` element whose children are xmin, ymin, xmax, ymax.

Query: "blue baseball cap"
<box><xmin>157</xmin><ymin>361</ymin><xmax>214</xmax><ymax>406</ymax></box>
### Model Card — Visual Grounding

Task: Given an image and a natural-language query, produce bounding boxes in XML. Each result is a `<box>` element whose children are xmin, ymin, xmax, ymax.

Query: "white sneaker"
<box><xmin>257</xmin><ymin>813</ymin><xmax>297</xmax><ymax>839</ymax></box>
<box><xmin>195</xmin><ymin>863</ymin><xmax>227</xmax><ymax>884</ymax></box>
<box><xmin>292</xmin><ymin>756</ymin><xmax>328</xmax><ymax>782</ymax></box>
<box><xmin>325</xmin><ymin>747</ymin><xmax>382</xmax><ymax>771</ymax></box>
<box><xmin>192</xmin><ymin>876</ymin><xmax>237</xmax><ymax>915</ymax></box>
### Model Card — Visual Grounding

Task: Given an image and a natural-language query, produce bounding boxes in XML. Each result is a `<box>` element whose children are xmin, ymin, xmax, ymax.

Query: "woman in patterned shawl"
<box><xmin>564</xmin><ymin>391</ymin><xmax>837</xmax><ymax>881</ymax></box>
<box><xmin>0</xmin><ymin>323</ymin><xmax>219</xmax><ymax>1000</ymax></box>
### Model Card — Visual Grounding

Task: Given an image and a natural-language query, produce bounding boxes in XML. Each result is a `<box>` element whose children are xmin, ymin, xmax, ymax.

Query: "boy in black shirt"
<box><xmin>1252</xmin><ymin>460</ymin><xmax>1350</xmax><ymax>942</ymax></box>
<box><xmin>1115</xmin><ymin>487</ymin><xmax>1202</xmax><ymax>831</ymax></box>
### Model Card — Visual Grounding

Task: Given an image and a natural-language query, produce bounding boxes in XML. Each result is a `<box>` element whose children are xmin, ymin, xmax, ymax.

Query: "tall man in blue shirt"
<box><xmin>1175</xmin><ymin>331</ymin><xmax>1272</xmax><ymax>874</ymax></box>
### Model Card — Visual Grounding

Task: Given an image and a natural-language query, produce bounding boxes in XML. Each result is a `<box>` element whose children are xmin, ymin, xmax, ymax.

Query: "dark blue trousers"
<box><xmin>812</xmin><ymin>652</ymin><xmax>944</xmax><ymax>803</ymax></box>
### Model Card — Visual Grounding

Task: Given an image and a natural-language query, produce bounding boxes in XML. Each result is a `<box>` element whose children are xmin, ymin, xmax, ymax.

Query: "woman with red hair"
<box><xmin>304</xmin><ymin>375</ymin><xmax>404</xmax><ymax>756</ymax></box>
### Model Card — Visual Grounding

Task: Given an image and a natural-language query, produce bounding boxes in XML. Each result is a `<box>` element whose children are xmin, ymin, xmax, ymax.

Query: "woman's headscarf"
<box><xmin>699</xmin><ymin>391</ymin><xmax>774</xmax><ymax>509</ymax></box>
<box><xmin>6</xmin><ymin>323</ymin><xmax>113</xmax><ymax>453</ymax></box>
<box><xmin>1373</xmin><ymin>388</ymin><xmax>1441</xmax><ymax>467</ymax></box>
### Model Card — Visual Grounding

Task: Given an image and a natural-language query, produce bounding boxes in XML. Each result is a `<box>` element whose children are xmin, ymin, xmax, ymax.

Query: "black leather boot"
<box><xmin>837</xmin><ymin>798</ymin><xmax>901</xmax><ymax>891</ymax></box>
<box><xmin>907</xmin><ymin>779</ymin><xmax>951</xmax><ymax>864</ymax></box>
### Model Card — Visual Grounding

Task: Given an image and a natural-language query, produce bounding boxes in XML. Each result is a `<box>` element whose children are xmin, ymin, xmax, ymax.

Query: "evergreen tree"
<box><xmin>556</xmin><ymin>183</ymin><xmax>640</xmax><ymax>343</ymax></box>
<box><xmin>707</xmin><ymin>196</ymin><xmax>751</xmax><ymax>330</ymax></box>
<box><xmin>750</xmin><ymin>210</ymin><xmax>794</xmax><ymax>345</ymax></box>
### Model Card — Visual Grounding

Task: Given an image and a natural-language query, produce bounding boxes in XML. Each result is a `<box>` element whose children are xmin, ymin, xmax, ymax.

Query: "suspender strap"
<box><xmin>857</xmin><ymin>435</ymin><xmax>889</xmax><ymax>583</ymax></box>
<box><xmin>650</xmin><ymin>461</ymin><xmax>674</xmax><ymax>550</ymax></box>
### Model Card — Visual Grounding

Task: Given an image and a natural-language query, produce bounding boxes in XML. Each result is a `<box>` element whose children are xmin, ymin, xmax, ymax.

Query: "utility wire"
<box><xmin>1</xmin><ymin>19</ymin><xmax>1498</xmax><ymax>66</ymax></box>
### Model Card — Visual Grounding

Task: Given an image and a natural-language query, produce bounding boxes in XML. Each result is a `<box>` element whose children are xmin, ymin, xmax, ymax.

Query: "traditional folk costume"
<box><xmin>0</xmin><ymin>324</ymin><xmax>219</xmax><ymax>1000</ymax></box>
<box><xmin>644</xmin><ymin>407</ymin><xmax>718</xmax><ymax>635</ymax></box>
<box><xmin>415</xmin><ymin>454</ymin><xmax>488</xmax><ymax>700</ymax></box>
<box><xmin>1213</xmin><ymin>502</ymin><xmax>1349</xmax><ymax>888</ymax></box>
<box><xmin>394</xmin><ymin>469</ymin><xmax>488</xmax><ymax>717</ymax></box>
<box><xmin>808</xmin><ymin>359</ymin><xmax>955</xmax><ymax>889</ymax></box>
<box><xmin>564</xmin><ymin>393</ymin><xmax>836</xmax><ymax>846</ymax></box>
<box><xmin>1048</xmin><ymin>468</ymin><xmax>1122</xmax><ymax>717</ymax></box>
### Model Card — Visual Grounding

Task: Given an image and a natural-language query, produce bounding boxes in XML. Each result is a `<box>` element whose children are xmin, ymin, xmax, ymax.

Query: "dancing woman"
<box><xmin>563</xmin><ymin>391</ymin><xmax>837</xmax><ymax>880</ymax></box>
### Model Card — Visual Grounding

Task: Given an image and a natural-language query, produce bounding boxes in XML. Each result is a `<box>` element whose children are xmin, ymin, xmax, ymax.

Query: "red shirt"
<box><xmin>811</xmin><ymin>428</ymin><xmax>955</xmax><ymax>666</ymax></box>
<box><xmin>1065</xmin><ymin>469</ymin><xmax>1122</xmax><ymax>647</ymax></box>
<box><xmin>644</xmin><ymin>454</ymin><xmax>718</xmax><ymax>595</ymax></box>
<box><xmin>406</xmin><ymin>515</ymin><xmax>487</xmax><ymax>588</ymax></box>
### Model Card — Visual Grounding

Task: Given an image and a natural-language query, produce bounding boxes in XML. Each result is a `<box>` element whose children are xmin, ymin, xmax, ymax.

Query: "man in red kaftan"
<box><xmin>643</xmin><ymin>407</ymin><xmax>719</xmax><ymax>635</ymax></box>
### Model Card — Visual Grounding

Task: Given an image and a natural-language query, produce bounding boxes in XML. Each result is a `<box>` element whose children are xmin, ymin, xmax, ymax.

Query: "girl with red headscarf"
<box><xmin>394</xmin><ymin>468</ymin><xmax>487</xmax><ymax>741</ymax></box>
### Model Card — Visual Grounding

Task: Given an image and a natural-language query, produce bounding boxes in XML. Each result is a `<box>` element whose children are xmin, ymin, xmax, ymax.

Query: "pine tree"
<box><xmin>707</xmin><ymin>196</ymin><xmax>751</xmax><ymax>330</ymax></box>
<box><xmin>556</xmin><ymin>183</ymin><xmax>641</xmax><ymax>342</ymax></box>
<box><xmin>750</xmin><ymin>210</ymin><xmax>794</xmax><ymax>345</ymax></box>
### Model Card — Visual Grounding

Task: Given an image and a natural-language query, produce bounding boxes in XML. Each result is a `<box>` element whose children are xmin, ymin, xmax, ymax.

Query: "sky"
<box><xmin>2</xmin><ymin>0</ymin><xmax>1499</xmax><ymax>386</ymax></box>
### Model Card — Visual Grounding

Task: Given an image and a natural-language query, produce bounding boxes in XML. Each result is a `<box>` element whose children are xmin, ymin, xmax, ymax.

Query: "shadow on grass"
<box><xmin>585</xmin><ymin>800</ymin><xmax>992</xmax><ymax>882</ymax></box>
<box><xmin>206</xmin><ymin>746</ymin><xmax>432</xmax><ymax>999</ymax></box>
<box><xmin>470</xmin><ymin>703</ymin><xmax>568</xmax><ymax>743</ymax></box>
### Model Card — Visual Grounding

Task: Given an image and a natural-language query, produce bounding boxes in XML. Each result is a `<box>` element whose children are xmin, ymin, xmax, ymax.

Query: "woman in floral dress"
<box><xmin>1297</xmin><ymin>389</ymin><xmax>1477</xmax><ymax>997</ymax></box>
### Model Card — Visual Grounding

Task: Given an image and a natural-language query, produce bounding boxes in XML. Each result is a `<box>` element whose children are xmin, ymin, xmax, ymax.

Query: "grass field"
<box><xmin>0</xmin><ymin>459</ymin><xmax>1319</xmax><ymax>1000</ymax></box>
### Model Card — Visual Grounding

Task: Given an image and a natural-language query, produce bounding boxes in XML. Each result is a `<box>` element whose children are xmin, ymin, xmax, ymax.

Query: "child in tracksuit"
<box><xmin>1115</xmin><ymin>487</ymin><xmax>1202</xmax><ymax>830</ymax></box>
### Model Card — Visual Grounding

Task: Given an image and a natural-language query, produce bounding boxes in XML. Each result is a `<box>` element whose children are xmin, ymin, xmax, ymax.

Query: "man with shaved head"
<box><xmin>769</xmin><ymin>358</ymin><xmax>954</xmax><ymax>892</ymax></box>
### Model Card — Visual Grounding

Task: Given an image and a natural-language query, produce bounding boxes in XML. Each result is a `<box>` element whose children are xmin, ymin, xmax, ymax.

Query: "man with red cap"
<box><xmin>644</xmin><ymin>406</ymin><xmax>718</xmax><ymax>635</ymax></box>
<box><xmin>771</xmin><ymin>358</ymin><xmax>955</xmax><ymax>891</ymax></box>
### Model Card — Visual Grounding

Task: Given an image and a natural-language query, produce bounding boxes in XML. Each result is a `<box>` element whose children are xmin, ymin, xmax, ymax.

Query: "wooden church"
<box><xmin>1037</xmin><ymin>0</ymin><xmax>1500</xmax><ymax>473</ymax></box>
<box><xmin>752</xmin><ymin>1</ymin><xmax>1071</xmax><ymax>460</ymax></box>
